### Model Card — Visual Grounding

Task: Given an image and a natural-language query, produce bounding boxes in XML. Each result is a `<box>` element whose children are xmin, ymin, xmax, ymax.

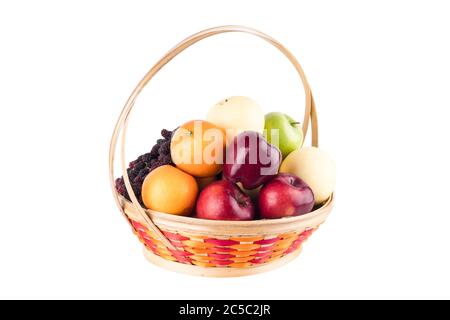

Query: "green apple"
<box><xmin>264</xmin><ymin>112</ymin><xmax>303</xmax><ymax>158</ymax></box>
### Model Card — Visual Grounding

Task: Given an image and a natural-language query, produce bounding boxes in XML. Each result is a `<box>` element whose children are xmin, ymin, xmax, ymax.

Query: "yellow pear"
<box><xmin>206</xmin><ymin>96</ymin><xmax>265</xmax><ymax>144</ymax></box>
<box><xmin>280</xmin><ymin>147</ymin><xmax>336</xmax><ymax>204</ymax></box>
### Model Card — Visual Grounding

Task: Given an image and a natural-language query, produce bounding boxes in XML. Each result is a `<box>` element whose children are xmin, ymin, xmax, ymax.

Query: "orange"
<box><xmin>170</xmin><ymin>120</ymin><xmax>226</xmax><ymax>177</ymax></box>
<box><xmin>141</xmin><ymin>165</ymin><xmax>198</xmax><ymax>216</ymax></box>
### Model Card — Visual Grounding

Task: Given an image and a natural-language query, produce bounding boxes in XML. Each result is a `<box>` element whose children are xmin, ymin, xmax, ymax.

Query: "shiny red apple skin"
<box><xmin>223</xmin><ymin>131</ymin><xmax>281</xmax><ymax>190</ymax></box>
<box><xmin>195</xmin><ymin>180</ymin><xmax>255</xmax><ymax>221</ymax></box>
<box><xmin>258</xmin><ymin>173</ymin><xmax>315</xmax><ymax>219</ymax></box>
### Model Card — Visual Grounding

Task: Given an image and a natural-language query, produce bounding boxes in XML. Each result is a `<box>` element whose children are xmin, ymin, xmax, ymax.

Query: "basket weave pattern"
<box><xmin>131</xmin><ymin>219</ymin><xmax>317</xmax><ymax>268</ymax></box>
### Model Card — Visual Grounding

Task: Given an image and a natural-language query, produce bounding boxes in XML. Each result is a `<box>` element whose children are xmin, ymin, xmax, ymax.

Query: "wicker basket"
<box><xmin>109</xmin><ymin>25</ymin><xmax>334</xmax><ymax>277</ymax></box>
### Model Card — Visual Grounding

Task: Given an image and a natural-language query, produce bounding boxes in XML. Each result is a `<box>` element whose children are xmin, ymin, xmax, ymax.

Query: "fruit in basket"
<box><xmin>115</xmin><ymin>129</ymin><xmax>173</xmax><ymax>204</ymax></box>
<box><xmin>223</xmin><ymin>131</ymin><xmax>281</xmax><ymax>190</ymax></box>
<box><xmin>258</xmin><ymin>173</ymin><xmax>314</xmax><ymax>219</ymax></box>
<box><xmin>141</xmin><ymin>165</ymin><xmax>198</xmax><ymax>215</ymax></box>
<box><xmin>280</xmin><ymin>147</ymin><xmax>336</xmax><ymax>204</ymax></box>
<box><xmin>206</xmin><ymin>96</ymin><xmax>265</xmax><ymax>143</ymax></box>
<box><xmin>264</xmin><ymin>112</ymin><xmax>303</xmax><ymax>158</ymax></box>
<box><xmin>196</xmin><ymin>180</ymin><xmax>255</xmax><ymax>221</ymax></box>
<box><xmin>171</xmin><ymin>120</ymin><xmax>226</xmax><ymax>178</ymax></box>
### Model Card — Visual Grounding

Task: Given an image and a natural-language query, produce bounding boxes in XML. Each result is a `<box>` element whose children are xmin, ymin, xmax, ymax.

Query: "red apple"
<box><xmin>224</xmin><ymin>131</ymin><xmax>281</xmax><ymax>190</ymax></box>
<box><xmin>196</xmin><ymin>180</ymin><xmax>255</xmax><ymax>221</ymax></box>
<box><xmin>258</xmin><ymin>173</ymin><xmax>314</xmax><ymax>219</ymax></box>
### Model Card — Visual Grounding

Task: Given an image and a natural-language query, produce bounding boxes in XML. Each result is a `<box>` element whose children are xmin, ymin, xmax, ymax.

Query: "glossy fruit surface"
<box><xmin>141</xmin><ymin>165</ymin><xmax>198</xmax><ymax>215</ymax></box>
<box><xmin>223</xmin><ymin>131</ymin><xmax>281</xmax><ymax>189</ymax></box>
<box><xmin>115</xmin><ymin>129</ymin><xmax>173</xmax><ymax>204</ymax></box>
<box><xmin>264</xmin><ymin>112</ymin><xmax>303</xmax><ymax>158</ymax></box>
<box><xmin>171</xmin><ymin>120</ymin><xmax>225</xmax><ymax>177</ymax></box>
<box><xmin>280</xmin><ymin>147</ymin><xmax>336</xmax><ymax>204</ymax></box>
<box><xmin>258</xmin><ymin>173</ymin><xmax>314</xmax><ymax>219</ymax></box>
<box><xmin>206</xmin><ymin>96</ymin><xmax>265</xmax><ymax>144</ymax></box>
<box><xmin>196</xmin><ymin>180</ymin><xmax>255</xmax><ymax>221</ymax></box>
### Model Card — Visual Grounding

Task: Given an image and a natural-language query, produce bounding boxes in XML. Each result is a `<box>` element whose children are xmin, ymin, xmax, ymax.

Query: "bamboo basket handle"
<box><xmin>109</xmin><ymin>25</ymin><xmax>319</xmax><ymax>251</ymax></box>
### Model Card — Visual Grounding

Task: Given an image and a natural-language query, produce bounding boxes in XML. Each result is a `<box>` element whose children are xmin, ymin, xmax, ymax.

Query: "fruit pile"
<box><xmin>115</xmin><ymin>129</ymin><xmax>173</xmax><ymax>205</ymax></box>
<box><xmin>116</xmin><ymin>96</ymin><xmax>335</xmax><ymax>220</ymax></box>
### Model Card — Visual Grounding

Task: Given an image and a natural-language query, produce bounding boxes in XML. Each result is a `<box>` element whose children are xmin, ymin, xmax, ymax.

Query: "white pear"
<box><xmin>280</xmin><ymin>147</ymin><xmax>336</xmax><ymax>204</ymax></box>
<box><xmin>206</xmin><ymin>96</ymin><xmax>265</xmax><ymax>144</ymax></box>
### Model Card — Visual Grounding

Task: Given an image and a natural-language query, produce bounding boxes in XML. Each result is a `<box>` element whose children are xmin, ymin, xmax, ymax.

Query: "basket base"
<box><xmin>143</xmin><ymin>247</ymin><xmax>303</xmax><ymax>277</ymax></box>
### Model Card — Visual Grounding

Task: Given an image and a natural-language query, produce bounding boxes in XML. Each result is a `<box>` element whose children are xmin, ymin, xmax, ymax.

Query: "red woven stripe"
<box><xmin>250</xmin><ymin>257</ymin><xmax>270</xmax><ymax>264</ymax></box>
<box><xmin>208</xmin><ymin>253</ymin><xmax>235</xmax><ymax>260</ymax></box>
<box><xmin>291</xmin><ymin>241</ymin><xmax>302</xmax><ymax>250</ymax></box>
<box><xmin>143</xmin><ymin>239</ymin><xmax>157</xmax><ymax>249</ymax></box>
<box><xmin>300</xmin><ymin>229</ymin><xmax>313</xmax><ymax>238</ymax></box>
<box><xmin>163</xmin><ymin>231</ymin><xmax>190</xmax><ymax>241</ymax></box>
<box><xmin>204</xmin><ymin>239</ymin><xmax>239</xmax><ymax>246</ymax></box>
<box><xmin>210</xmin><ymin>259</ymin><xmax>234</xmax><ymax>266</ymax></box>
<box><xmin>170</xmin><ymin>250</ymin><xmax>193</xmax><ymax>257</ymax></box>
<box><xmin>131</xmin><ymin>221</ymin><xmax>147</xmax><ymax>232</ymax></box>
<box><xmin>136</xmin><ymin>229</ymin><xmax>148</xmax><ymax>238</ymax></box>
<box><xmin>131</xmin><ymin>220</ymin><xmax>141</xmax><ymax>228</ymax></box>
<box><xmin>175</xmin><ymin>256</ymin><xmax>192</xmax><ymax>264</ymax></box>
<box><xmin>288</xmin><ymin>242</ymin><xmax>301</xmax><ymax>251</ymax></box>
<box><xmin>141</xmin><ymin>233</ymin><xmax>153</xmax><ymax>241</ymax></box>
<box><xmin>254</xmin><ymin>238</ymin><xmax>280</xmax><ymax>245</ymax></box>
<box><xmin>285</xmin><ymin>239</ymin><xmax>304</xmax><ymax>254</ymax></box>
<box><xmin>214</xmin><ymin>247</ymin><xmax>234</xmax><ymax>253</ymax></box>
<box><xmin>285</xmin><ymin>244</ymin><xmax>301</xmax><ymax>254</ymax></box>
<box><xmin>284</xmin><ymin>247</ymin><xmax>295</xmax><ymax>254</ymax></box>
<box><xmin>145</xmin><ymin>244</ymin><xmax>158</xmax><ymax>253</ymax></box>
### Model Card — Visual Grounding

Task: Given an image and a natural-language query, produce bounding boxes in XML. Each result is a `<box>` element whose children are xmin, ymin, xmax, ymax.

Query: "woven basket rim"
<box><xmin>120</xmin><ymin>193</ymin><xmax>333</xmax><ymax>227</ymax></box>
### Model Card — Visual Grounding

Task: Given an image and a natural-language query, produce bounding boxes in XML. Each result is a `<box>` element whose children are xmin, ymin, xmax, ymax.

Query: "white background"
<box><xmin>1</xmin><ymin>0</ymin><xmax>449</xmax><ymax>299</ymax></box>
